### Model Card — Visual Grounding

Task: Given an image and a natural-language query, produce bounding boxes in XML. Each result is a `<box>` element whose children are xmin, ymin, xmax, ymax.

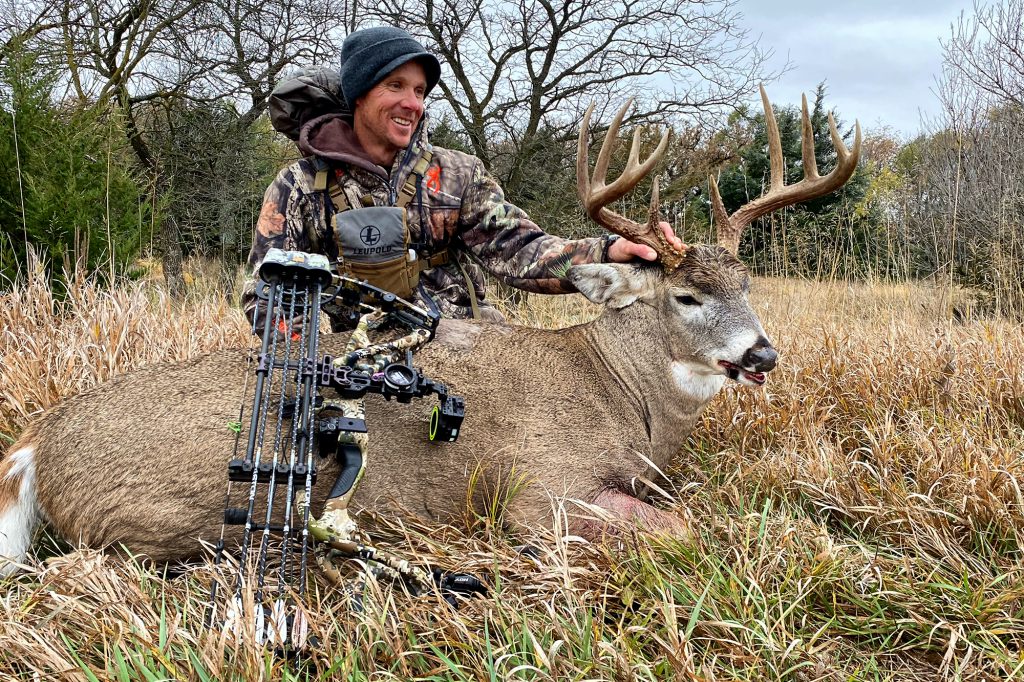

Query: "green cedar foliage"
<box><xmin>711</xmin><ymin>84</ymin><xmax>890</xmax><ymax>279</ymax></box>
<box><xmin>0</xmin><ymin>50</ymin><xmax>147</xmax><ymax>288</ymax></box>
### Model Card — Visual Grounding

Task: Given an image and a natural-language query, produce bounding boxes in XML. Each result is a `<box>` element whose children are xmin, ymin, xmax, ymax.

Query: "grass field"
<box><xmin>1</xmin><ymin>262</ymin><xmax>1022</xmax><ymax>681</ymax></box>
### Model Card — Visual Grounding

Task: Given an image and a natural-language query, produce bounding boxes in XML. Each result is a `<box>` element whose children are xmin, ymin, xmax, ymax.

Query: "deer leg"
<box><xmin>574</xmin><ymin>488</ymin><xmax>689</xmax><ymax>541</ymax></box>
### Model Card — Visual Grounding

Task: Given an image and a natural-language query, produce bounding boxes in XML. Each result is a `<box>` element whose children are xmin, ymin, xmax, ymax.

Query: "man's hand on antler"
<box><xmin>607</xmin><ymin>222</ymin><xmax>686</xmax><ymax>262</ymax></box>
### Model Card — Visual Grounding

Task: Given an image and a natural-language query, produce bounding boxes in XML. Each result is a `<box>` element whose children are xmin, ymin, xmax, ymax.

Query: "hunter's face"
<box><xmin>353</xmin><ymin>60</ymin><xmax>427</xmax><ymax>167</ymax></box>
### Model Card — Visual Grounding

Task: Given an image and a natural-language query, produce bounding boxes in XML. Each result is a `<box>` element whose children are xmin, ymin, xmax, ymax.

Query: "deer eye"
<box><xmin>675</xmin><ymin>294</ymin><xmax>701</xmax><ymax>306</ymax></box>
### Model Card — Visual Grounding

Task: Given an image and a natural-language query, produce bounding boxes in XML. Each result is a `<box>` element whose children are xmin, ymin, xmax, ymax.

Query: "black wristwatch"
<box><xmin>601</xmin><ymin>234</ymin><xmax>621</xmax><ymax>263</ymax></box>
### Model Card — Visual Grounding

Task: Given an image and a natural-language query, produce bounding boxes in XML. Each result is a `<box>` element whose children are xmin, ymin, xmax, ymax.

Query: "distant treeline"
<box><xmin>1</xmin><ymin>0</ymin><xmax>1022</xmax><ymax>315</ymax></box>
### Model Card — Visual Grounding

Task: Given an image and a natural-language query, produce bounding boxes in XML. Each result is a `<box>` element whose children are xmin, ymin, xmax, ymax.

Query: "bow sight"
<box><xmin>207</xmin><ymin>248</ymin><xmax>479</xmax><ymax>650</ymax></box>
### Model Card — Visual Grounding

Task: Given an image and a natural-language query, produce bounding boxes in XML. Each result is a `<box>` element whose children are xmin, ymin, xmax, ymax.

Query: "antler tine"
<box><xmin>711</xmin><ymin>85</ymin><xmax>863</xmax><ymax>255</ymax></box>
<box><xmin>590</xmin><ymin>100</ymin><xmax>626</xmax><ymax>201</ymax></box>
<box><xmin>764</xmin><ymin>86</ymin><xmax>785</xmax><ymax>190</ymax></box>
<box><xmin>577</xmin><ymin>103</ymin><xmax>596</xmax><ymax>202</ymax></box>
<box><xmin>578</xmin><ymin>100</ymin><xmax>684</xmax><ymax>269</ymax></box>
<box><xmin>800</xmin><ymin>94</ymin><xmax>818</xmax><ymax>180</ymax></box>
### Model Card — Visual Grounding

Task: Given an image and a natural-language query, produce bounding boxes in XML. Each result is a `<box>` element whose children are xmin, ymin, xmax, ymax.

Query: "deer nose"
<box><xmin>742</xmin><ymin>339</ymin><xmax>777</xmax><ymax>373</ymax></box>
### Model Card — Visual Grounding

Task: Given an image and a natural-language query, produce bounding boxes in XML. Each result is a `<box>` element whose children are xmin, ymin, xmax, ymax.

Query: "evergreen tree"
<box><xmin>0</xmin><ymin>50</ymin><xmax>146</xmax><ymax>287</ymax></box>
<box><xmin>710</xmin><ymin>84</ymin><xmax>881</xmax><ymax>278</ymax></box>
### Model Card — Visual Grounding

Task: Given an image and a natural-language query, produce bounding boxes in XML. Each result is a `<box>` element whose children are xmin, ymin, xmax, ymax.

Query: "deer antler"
<box><xmin>710</xmin><ymin>85</ymin><xmax>862</xmax><ymax>255</ymax></box>
<box><xmin>578</xmin><ymin>100</ymin><xmax>686</xmax><ymax>270</ymax></box>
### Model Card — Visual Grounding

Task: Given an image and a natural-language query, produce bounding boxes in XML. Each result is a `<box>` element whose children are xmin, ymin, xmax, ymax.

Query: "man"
<box><xmin>245</xmin><ymin>26</ymin><xmax>681</xmax><ymax>329</ymax></box>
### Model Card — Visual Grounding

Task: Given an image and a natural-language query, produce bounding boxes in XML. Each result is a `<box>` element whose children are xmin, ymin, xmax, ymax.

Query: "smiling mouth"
<box><xmin>391</xmin><ymin>116</ymin><xmax>413</xmax><ymax>128</ymax></box>
<box><xmin>717</xmin><ymin>360</ymin><xmax>767</xmax><ymax>386</ymax></box>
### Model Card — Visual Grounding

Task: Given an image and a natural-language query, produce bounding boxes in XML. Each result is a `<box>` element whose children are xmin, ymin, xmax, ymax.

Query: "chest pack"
<box><xmin>312</xmin><ymin>154</ymin><xmax>451</xmax><ymax>301</ymax></box>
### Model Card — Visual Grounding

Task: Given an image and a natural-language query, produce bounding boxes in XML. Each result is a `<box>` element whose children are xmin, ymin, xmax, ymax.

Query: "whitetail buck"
<box><xmin>0</xmin><ymin>88</ymin><xmax>860</xmax><ymax>574</ymax></box>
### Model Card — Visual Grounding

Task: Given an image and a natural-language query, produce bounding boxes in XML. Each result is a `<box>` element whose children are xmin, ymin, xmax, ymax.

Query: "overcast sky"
<box><xmin>733</xmin><ymin>0</ymin><xmax>975</xmax><ymax>138</ymax></box>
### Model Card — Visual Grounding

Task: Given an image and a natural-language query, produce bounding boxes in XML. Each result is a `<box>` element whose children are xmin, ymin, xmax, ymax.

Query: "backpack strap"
<box><xmin>313</xmin><ymin>157</ymin><xmax>352</xmax><ymax>213</ymax></box>
<box><xmin>313</xmin><ymin>157</ymin><xmax>329</xmax><ymax>190</ymax></box>
<box><xmin>421</xmin><ymin>251</ymin><xmax>449</xmax><ymax>269</ymax></box>
<box><xmin>317</xmin><ymin>151</ymin><xmax>432</xmax><ymax>213</ymax></box>
<box><xmin>454</xmin><ymin>257</ymin><xmax>482</xmax><ymax>320</ymax></box>
<box><xmin>409</xmin><ymin>249</ymin><xmax>450</xmax><ymax>278</ymax></box>
<box><xmin>396</xmin><ymin>149</ymin><xmax>433</xmax><ymax>209</ymax></box>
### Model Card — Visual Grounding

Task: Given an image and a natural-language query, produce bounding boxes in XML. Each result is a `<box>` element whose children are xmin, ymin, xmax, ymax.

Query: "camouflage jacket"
<box><xmin>243</xmin><ymin>112</ymin><xmax>607</xmax><ymax>326</ymax></box>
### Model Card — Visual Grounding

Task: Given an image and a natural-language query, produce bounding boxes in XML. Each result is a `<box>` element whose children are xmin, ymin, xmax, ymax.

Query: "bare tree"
<box><xmin>369</xmin><ymin>0</ymin><xmax>774</xmax><ymax>196</ymax></box>
<box><xmin>20</xmin><ymin>0</ymin><xmax>345</xmax><ymax>289</ymax></box>
<box><xmin>905</xmin><ymin>0</ymin><xmax>1024</xmax><ymax>316</ymax></box>
<box><xmin>942</xmin><ymin>0</ymin><xmax>1024</xmax><ymax>107</ymax></box>
<box><xmin>169</xmin><ymin>0</ymin><xmax>344</xmax><ymax>127</ymax></box>
<box><xmin>0</xmin><ymin>1</ymin><xmax>74</xmax><ymax>66</ymax></box>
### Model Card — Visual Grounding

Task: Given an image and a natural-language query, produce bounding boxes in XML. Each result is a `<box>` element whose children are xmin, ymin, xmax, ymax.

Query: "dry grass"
<box><xmin>1</xmin><ymin>262</ymin><xmax>1022</xmax><ymax>680</ymax></box>
<box><xmin>0</xmin><ymin>258</ymin><xmax>250</xmax><ymax>445</ymax></box>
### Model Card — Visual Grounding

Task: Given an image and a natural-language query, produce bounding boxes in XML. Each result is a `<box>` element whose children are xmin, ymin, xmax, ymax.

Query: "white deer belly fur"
<box><xmin>0</xmin><ymin>446</ymin><xmax>38</xmax><ymax>576</ymax></box>
<box><xmin>671</xmin><ymin>361</ymin><xmax>726</xmax><ymax>403</ymax></box>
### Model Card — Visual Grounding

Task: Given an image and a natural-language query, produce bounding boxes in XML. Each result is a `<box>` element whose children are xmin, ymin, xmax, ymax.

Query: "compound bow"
<box><xmin>206</xmin><ymin>249</ymin><xmax>483</xmax><ymax>649</ymax></box>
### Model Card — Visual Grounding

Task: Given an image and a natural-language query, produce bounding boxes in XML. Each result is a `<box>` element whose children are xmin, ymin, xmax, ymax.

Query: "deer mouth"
<box><xmin>718</xmin><ymin>360</ymin><xmax>767</xmax><ymax>386</ymax></box>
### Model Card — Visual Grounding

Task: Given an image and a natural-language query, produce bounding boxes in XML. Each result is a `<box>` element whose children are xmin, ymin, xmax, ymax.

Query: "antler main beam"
<box><xmin>577</xmin><ymin>100</ymin><xmax>686</xmax><ymax>270</ymax></box>
<box><xmin>710</xmin><ymin>85</ymin><xmax>862</xmax><ymax>255</ymax></box>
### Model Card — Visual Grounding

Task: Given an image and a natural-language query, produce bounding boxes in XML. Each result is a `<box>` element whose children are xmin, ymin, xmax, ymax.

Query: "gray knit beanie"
<box><xmin>339</xmin><ymin>27</ymin><xmax>441</xmax><ymax>108</ymax></box>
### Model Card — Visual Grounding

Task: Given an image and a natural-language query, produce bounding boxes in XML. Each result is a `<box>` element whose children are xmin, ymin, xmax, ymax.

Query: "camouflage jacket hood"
<box><xmin>297</xmin><ymin>113</ymin><xmax>390</xmax><ymax>180</ymax></box>
<box><xmin>244</xmin><ymin>111</ymin><xmax>606</xmax><ymax>326</ymax></box>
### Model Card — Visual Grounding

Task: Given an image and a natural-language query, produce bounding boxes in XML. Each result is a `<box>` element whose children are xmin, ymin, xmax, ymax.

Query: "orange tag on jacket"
<box><xmin>425</xmin><ymin>166</ymin><xmax>442</xmax><ymax>193</ymax></box>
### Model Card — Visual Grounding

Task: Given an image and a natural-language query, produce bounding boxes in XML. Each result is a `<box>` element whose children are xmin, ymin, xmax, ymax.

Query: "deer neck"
<box><xmin>578</xmin><ymin>304</ymin><xmax>724</xmax><ymax>467</ymax></box>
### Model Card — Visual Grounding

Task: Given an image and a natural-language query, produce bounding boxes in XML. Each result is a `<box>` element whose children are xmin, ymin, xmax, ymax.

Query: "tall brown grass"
<box><xmin>1</xmin><ymin>262</ymin><xmax>1022</xmax><ymax>680</ymax></box>
<box><xmin>0</xmin><ymin>258</ymin><xmax>250</xmax><ymax>445</ymax></box>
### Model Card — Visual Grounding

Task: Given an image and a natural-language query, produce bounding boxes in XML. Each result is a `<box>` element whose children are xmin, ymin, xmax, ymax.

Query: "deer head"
<box><xmin>570</xmin><ymin>91</ymin><xmax>861</xmax><ymax>388</ymax></box>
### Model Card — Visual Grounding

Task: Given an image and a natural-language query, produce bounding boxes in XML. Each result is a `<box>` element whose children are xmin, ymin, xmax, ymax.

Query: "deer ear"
<box><xmin>569</xmin><ymin>264</ymin><xmax>652</xmax><ymax>309</ymax></box>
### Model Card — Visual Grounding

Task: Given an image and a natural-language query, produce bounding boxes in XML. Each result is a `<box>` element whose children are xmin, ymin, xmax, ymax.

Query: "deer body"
<box><xmin>4</xmin><ymin>248</ymin><xmax>752</xmax><ymax>567</ymax></box>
